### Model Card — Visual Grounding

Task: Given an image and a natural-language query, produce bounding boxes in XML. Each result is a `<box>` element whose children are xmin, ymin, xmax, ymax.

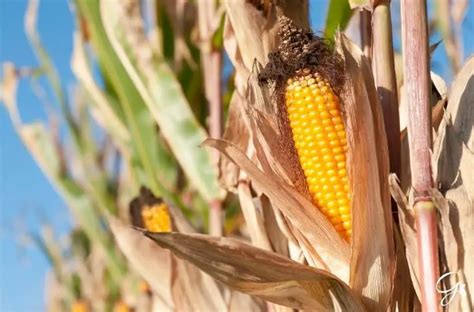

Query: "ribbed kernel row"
<box><xmin>285</xmin><ymin>68</ymin><xmax>352</xmax><ymax>240</ymax></box>
<box><xmin>141</xmin><ymin>203</ymin><xmax>171</xmax><ymax>232</ymax></box>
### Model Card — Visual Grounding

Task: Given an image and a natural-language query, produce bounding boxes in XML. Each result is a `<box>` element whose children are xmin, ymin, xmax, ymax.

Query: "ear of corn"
<box><xmin>113</xmin><ymin>301</ymin><xmax>131</xmax><ymax>312</ymax></box>
<box><xmin>141</xmin><ymin>203</ymin><xmax>171</xmax><ymax>233</ymax></box>
<box><xmin>71</xmin><ymin>300</ymin><xmax>89</xmax><ymax>312</ymax></box>
<box><xmin>285</xmin><ymin>68</ymin><xmax>352</xmax><ymax>240</ymax></box>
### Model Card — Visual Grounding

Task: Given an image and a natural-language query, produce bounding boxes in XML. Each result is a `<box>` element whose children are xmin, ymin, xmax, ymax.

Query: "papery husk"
<box><xmin>204</xmin><ymin>138</ymin><xmax>350</xmax><ymax>282</ymax></box>
<box><xmin>109</xmin><ymin>217</ymin><xmax>173</xmax><ymax>311</ymax></box>
<box><xmin>145</xmin><ymin>231</ymin><xmax>366</xmax><ymax>311</ymax></box>
<box><xmin>336</xmin><ymin>33</ymin><xmax>395</xmax><ymax>310</ymax></box>
<box><xmin>432</xmin><ymin>56</ymin><xmax>474</xmax><ymax>310</ymax></box>
<box><xmin>110</xmin><ymin>217</ymin><xmax>245</xmax><ymax>312</ymax></box>
<box><xmin>222</xmin><ymin>4</ymin><xmax>311</xmax><ymax>270</ymax></box>
<box><xmin>389</xmin><ymin>174</ymin><xmax>421</xmax><ymax>298</ymax></box>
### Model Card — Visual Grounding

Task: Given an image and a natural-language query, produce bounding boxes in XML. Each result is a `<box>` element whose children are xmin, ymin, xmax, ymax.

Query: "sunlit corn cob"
<box><xmin>71</xmin><ymin>300</ymin><xmax>89</xmax><ymax>312</ymax></box>
<box><xmin>285</xmin><ymin>68</ymin><xmax>352</xmax><ymax>240</ymax></box>
<box><xmin>138</xmin><ymin>280</ymin><xmax>151</xmax><ymax>294</ymax></box>
<box><xmin>141</xmin><ymin>202</ymin><xmax>171</xmax><ymax>232</ymax></box>
<box><xmin>113</xmin><ymin>301</ymin><xmax>130</xmax><ymax>312</ymax></box>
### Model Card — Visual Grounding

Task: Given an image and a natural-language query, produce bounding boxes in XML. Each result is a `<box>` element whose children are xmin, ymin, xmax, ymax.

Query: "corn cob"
<box><xmin>113</xmin><ymin>301</ymin><xmax>130</xmax><ymax>312</ymax></box>
<box><xmin>71</xmin><ymin>300</ymin><xmax>89</xmax><ymax>312</ymax></box>
<box><xmin>141</xmin><ymin>202</ymin><xmax>171</xmax><ymax>232</ymax></box>
<box><xmin>285</xmin><ymin>68</ymin><xmax>352</xmax><ymax>240</ymax></box>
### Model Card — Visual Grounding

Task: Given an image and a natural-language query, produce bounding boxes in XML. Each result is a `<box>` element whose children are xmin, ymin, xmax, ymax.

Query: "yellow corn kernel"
<box><xmin>113</xmin><ymin>301</ymin><xmax>130</xmax><ymax>312</ymax></box>
<box><xmin>286</xmin><ymin>69</ymin><xmax>352</xmax><ymax>240</ymax></box>
<box><xmin>141</xmin><ymin>202</ymin><xmax>171</xmax><ymax>232</ymax></box>
<box><xmin>71</xmin><ymin>300</ymin><xmax>89</xmax><ymax>312</ymax></box>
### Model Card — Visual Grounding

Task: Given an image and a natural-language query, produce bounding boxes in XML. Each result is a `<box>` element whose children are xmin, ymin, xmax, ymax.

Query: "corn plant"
<box><xmin>1</xmin><ymin>0</ymin><xmax>473</xmax><ymax>311</ymax></box>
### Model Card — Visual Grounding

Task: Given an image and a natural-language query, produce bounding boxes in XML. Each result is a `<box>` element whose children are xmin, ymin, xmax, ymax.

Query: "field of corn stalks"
<box><xmin>1</xmin><ymin>0</ymin><xmax>473</xmax><ymax>311</ymax></box>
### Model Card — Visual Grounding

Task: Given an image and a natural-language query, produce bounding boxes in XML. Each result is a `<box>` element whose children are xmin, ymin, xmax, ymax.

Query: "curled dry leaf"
<box><xmin>145</xmin><ymin>231</ymin><xmax>366</xmax><ymax>311</ymax></box>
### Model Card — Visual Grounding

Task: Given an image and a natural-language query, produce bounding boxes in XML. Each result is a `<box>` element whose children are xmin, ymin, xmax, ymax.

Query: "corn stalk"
<box><xmin>400</xmin><ymin>1</ymin><xmax>440</xmax><ymax>310</ymax></box>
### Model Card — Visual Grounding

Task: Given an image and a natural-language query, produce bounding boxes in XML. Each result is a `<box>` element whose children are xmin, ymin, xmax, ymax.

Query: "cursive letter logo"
<box><xmin>436</xmin><ymin>271</ymin><xmax>466</xmax><ymax>307</ymax></box>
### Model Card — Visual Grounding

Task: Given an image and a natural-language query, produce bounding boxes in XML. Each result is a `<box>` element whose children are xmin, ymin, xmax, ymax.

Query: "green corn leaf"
<box><xmin>325</xmin><ymin>0</ymin><xmax>353</xmax><ymax>39</ymax></box>
<box><xmin>99</xmin><ymin>0</ymin><xmax>222</xmax><ymax>202</ymax></box>
<box><xmin>76</xmin><ymin>0</ymin><xmax>178</xmax><ymax>199</ymax></box>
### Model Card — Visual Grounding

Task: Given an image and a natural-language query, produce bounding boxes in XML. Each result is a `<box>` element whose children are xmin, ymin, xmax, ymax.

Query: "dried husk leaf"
<box><xmin>224</xmin><ymin>1</ymin><xmax>278</xmax><ymax>72</ymax></box>
<box><xmin>337</xmin><ymin>33</ymin><xmax>394</xmax><ymax>310</ymax></box>
<box><xmin>219</xmin><ymin>92</ymin><xmax>251</xmax><ymax>190</ymax></box>
<box><xmin>237</xmin><ymin>181</ymin><xmax>273</xmax><ymax>250</ymax></box>
<box><xmin>109</xmin><ymin>217</ymin><xmax>235</xmax><ymax>311</ymax></box>
<box><xmin>108</xmin><ymin>217</ymin><xmax>173</xmax><ymax>311</ymax></box>
<box><xmin>226</xmin><ymin>289</ymin><xmax>267</xmax><ymax>312</ymax></box>
<box><xmin>145</xmin><ymin>231</ymin><xmax>366</xmax><ymax>311</ymax></box>
<box><xmin>204</xmin><ymin>138</ymin><xmax>351</xmax><ymax>282</ymax></box>
<box><xmin>260</xmin><ymin>195</ymin><xmax>289</xmax><ymax>256</ymax></box>
<box><xmin>170</xmin><ymin>256</ymin><xmax>228</xmax><ymax>312</ymax></box>
<box><xmin>433</xmin><ymin>56</ymin><xmax>474</xmax><ymax>309</ymax></box>
<box><xmin>388</xmin><ymin>174</ymin><xmax>421</xmax><ymax>298</ymax></box>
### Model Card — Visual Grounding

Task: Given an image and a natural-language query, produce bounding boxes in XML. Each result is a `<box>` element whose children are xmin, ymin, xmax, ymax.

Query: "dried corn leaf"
<box><xmin>388</xmin><ymin>174</ymin><xmax>421</xmax><ymax>298</ymax></box>
<box><xmin>109</xmin><ymin>217</ymin><xmax>173</xmax><ymax>310</ymax></box>
<box><xmin>261</xmin><ymin>195</ymin><xmax>289</xmax><ymax>256</ymax></box>
<box><xmin>224</xmin><ymin>1</ymin><xmax>278</xmax><ymax>71</ymax></box>
<box><xmin>170</xmin><ymin>256</ymin><xmax>227</xmax><ymax>312</ymax></box>
<box><xmin>337</xmin><ymin>33</ymin><xmax>394</xmax><ymax>310</ymax></box>
<box><xmin>433</xmin><ymin>56</ymin><xmax>474</xmax><ymax>309</ymax></box>
<box><xmin>237</xmin><ymin>181</ymin><xmax>273</xmax><ymax>250</ymax></box>
<box><xmin>145</xmin><ymin>231</ymin><xmax>366</xmax><ymax>311</ymax></box>
<box><xmin>219</xmin><ymin>92</ymin><xmax>250</xmax><ymax>190</ymax></box>
<box><xmin>204</xmin><ymin>139</ymin><xmax>350</xmax><ymax>282</ymax></box>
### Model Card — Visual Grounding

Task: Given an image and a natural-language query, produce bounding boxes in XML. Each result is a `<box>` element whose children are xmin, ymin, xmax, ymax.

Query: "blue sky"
<box><xmin>1</xmin><ymin>1</ymin><xmax>74</xmax><ymax>311</ymax></box>
<box><xmin>0</xmin><ymin>1</ymin><xmax>472</xmax><ymax>311</ymax></box>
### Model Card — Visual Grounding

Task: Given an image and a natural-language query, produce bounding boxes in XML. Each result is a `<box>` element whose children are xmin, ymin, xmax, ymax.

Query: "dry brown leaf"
<box><xmin>219</xmin><ymin>92</ymin><xmax>250</xmax><ymax>190</ymax></box>
<box><xmin>204</xmin><ymin>138</ymin><xmax>351</xmax><ymax>282</ymax></box>
<box><xmin>337</xmin><ymin>33</ymin><xmax>394</xmax><ymax>310</ymax></box>
<box><xmin>389</xmin><ymin>174</ymin><xmax>421</xmax><ymax>297</ymax></box>
<box><xmin>145</xmin><ymin>231</ymin><xmax>366</xmax><ymax>311</ymax></box>
<box><xmin>237</xmin><ymin>181</ymin><xmax>273</xmax><ymax>250</ymax></box>
<box><xmin>260</xmin><ymin>195</ymin><xmax>289</xmax><ymax>256</ymax></box>
<box><xmin>390</xmin><ymin>228</ymin><xmax>418</xmax><ymax>311</ymax></box>
<box><xmin>224</xmin><ymin>1</ymin><xmax>278</xmax><ymax>72</ymax></box>
<box><xmin>170</xmin><ymin>256</ymin><xmax>227</xmax><ymax>312</ymax></box>
<box><xmin>226</xmin><ymin>289</ymin><xmax>267</xmax><ymax>312</ymax></box>
<box><xmin>108</xmin><ymin>217</ymin><xmax>173</xmax><ymax>310</ymax></box>
<box><xmin>433</xmin><ymin>57</ymin><xmax>474</xmax><ymax>309</ymax></box>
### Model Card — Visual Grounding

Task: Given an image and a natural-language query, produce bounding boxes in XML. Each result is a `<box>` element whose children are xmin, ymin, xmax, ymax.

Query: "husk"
<box><xmin>432</xmin><ymin>56</ymin><xmax>474</xmax><ymax>310</ymax></box>
<box><xmin>109</xmin><ymin>217</ymin><xmax>250</xmax><ymax>312</ymax></box>
<box><xmin>108</xmin><ymin>217</ymin><xmax>173</xmax><ymax>311</ymax></box>
<box><xmin>204</xmin><ymin>138</ymin><xmax>350</xmax><ymax>281</ymax></box>
<box><xmin>336</xmin><ymin>33</ymin><xmax>395</xmax><ymax>310</ymax></box>
<box><xmin>145</xmin><ymin>231</ymin><xmax>366</xmax><ymax>311</ymax></box>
